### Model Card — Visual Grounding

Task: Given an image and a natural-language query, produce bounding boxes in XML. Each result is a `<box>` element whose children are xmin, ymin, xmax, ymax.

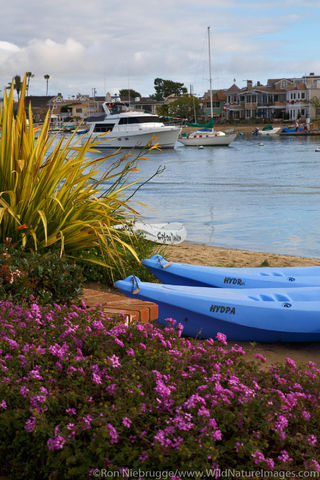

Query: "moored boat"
<box><xmin>80</xmin><ymin>102</ymin><xmax>180</xmax><ymax>148</ymax></box>
<box><xmin>115</xmin><ymin>223</ymin><xmax>187</xmax><ymax>245</ymax></box>
<box><xmin>178</xmin><ymin>130</ymin><xmax>237</xmax><ymax>146</ymax></box>
<box><xmin>115</xmin><ymin>276</ymin><xmax>320</xmax><ymax>341</ymax></box>
<box><xmin>141</xmin><ymin>255</ymin><xmax>320</xmax><ymax>288</ymax></box>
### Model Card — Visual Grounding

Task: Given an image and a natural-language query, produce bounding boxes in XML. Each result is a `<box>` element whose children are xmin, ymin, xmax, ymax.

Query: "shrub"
<box><xmin>0</xmin><ymin>74</ymin><xmax>161</xmax><ymax>272</ymax></box>
<box><xmin>79</xmin><ymin>233</ymin><xmax>166</xmax><ymax>285</ymax></box>
<box><xmin>0</xmin><ymin>303</ymin><xmax>319</xmax><ymax>479</ymax></box>
<box><xmin>0</xmin><ymin>241</ymin><xmax>84</xmax><ymax>305</ymax></box>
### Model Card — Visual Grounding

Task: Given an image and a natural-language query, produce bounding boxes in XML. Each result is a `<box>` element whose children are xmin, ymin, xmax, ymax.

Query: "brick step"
<box><xmin>81</xmin><ymin>288</ymin><xmax>158</xmax><ymax>324</ymax></box>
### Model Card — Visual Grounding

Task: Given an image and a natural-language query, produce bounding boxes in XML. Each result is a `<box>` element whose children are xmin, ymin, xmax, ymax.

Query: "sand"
<box><xmin>163</xmin><ymin>242</ymin><xmax>320</xmax><ymax>367</ymax></box>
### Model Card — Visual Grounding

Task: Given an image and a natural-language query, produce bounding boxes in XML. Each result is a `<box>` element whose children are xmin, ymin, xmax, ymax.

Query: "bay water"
<box><xmin>93</xmin><ymin>134</ymin><xmax>320</xmax><ymax>258</ymax></box>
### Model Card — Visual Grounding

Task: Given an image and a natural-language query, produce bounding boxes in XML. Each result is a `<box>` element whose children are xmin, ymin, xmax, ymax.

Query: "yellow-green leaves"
<box><xmin>0</xmin><ymin>73</ymin><xmax>149</xmax><ymax>269</ymax></box>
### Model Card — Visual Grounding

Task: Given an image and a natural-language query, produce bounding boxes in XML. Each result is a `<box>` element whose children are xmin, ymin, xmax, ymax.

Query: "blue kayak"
<box><xmin>115</xmin><ymin>276</ymin><xmax>320</xmax><ymax>342</ymax></box>
<box><xmin>141</xmin><ymin>255</ymin><xmax>320</xmax><ymax>289</ymax></box>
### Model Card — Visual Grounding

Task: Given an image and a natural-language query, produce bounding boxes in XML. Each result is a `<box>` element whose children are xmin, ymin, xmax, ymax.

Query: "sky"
<box><xmin>0</xmin><ymin>0</ymin><xmax>319</xmax><ymax>99</ymax></box>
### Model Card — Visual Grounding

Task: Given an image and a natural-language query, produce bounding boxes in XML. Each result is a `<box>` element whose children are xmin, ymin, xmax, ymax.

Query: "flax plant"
<box><xmin>0</xmin><ymin>75</ymin><xmax>152</xmax><ymax>268</ymax></box>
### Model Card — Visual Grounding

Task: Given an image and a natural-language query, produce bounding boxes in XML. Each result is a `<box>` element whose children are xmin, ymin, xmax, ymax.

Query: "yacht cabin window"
<box><xmin>93</xmin><ymin>124</ymin><xmax>115</xmax><ymax>132</ymax></box>
<box><xmin>118</xmin><ymin>116</ymin><xmax>162</xmax><ymax>125</ymax></box>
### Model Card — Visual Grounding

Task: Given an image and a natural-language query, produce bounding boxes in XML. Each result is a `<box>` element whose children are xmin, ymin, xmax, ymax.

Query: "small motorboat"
<box><xmin>115</xmin><ymin>276</ymin><xmax>320</xmax><ymax>341</ymax></box>
<box><xmin>141</xmin><ymin>255</ymin><xmax>320</xmax><ymax>288</ymax></box>
<box><xmin>114</xmin><ymin>223</ymin><xmax>186</xmax><ymax>245</ymax></box>
<box><xmin>252</xmin><ymin>125</ymin><xmax>281</xmax><ymax>136</ymax></box>
<box><xmin>315</xmin><ymin>146</ymin><xmax>320</xmax><ymax>152</ymax></box>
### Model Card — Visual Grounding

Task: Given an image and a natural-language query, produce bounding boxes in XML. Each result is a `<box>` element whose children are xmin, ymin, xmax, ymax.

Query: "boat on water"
<box><xmin>141</xmin><ymin>255</ymin><xmax>320</xmax><ymax>289</ymax></box>
<box><xmin>252</xmin><ymin>125</ymin><xmax>281</xmax><ymax>136</ymax></box>
<box><xmin>114</xmin><ymin>222</ymin><xmax>187</xmax><ymax>245</ymax></box>
<box><xmin>179</xmin><ymin>129</ymin><xmax>237</xmax><ymax>146</ymax></box>
<box><xmin>178</xmin><ymin>27</ymin><xmax>236</xmax><ymax>147</ymax></box>
<box><xmin>115</xmin><ymin>276</ymin><xmax>320</xmax><ymax>342</ymax></box>
<box><xmin>80</xmin><ymin>102</ymin><xmax>180</xmax><ymax>149</ymax></box>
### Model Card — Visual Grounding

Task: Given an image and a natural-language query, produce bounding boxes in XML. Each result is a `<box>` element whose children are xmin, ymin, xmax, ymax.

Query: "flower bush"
<box><xmin>0</xmin><ymin>241</ymin><xmax>84</xmax><ymax>305</ymax></box>
<box><xmin>0</xmin><ymin>302</ymin><xmax>320</xmax><ymax>479</ymax></box>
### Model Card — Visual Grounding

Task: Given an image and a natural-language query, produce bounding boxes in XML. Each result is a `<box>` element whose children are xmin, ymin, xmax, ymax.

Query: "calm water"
<box><xmin>92</xmin><ymin>134</ymin><xmax>320</xmax><ymax>258</ymax></box>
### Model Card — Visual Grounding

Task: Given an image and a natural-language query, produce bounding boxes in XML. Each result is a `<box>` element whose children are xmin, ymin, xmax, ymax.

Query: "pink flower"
<box><xmin>253</xmin><ymin>353</ymin><xmax>267</xmax><ymax>363</ymax></box>
<box><xmin>212</xmin><ymin>430</ymin><xmax>222</xmax><ymax>441</ymax></box>
<box><xmin>25</xmin><ymin>416</ymin><xmax>37</xmax><ymax>433</ymax></box>
<box><xmin>122</xmin><ymin>417</ymin><xmax>132</xmax><ymax>428</ymax></box>
<box><xmin>302</xmin><ymin>410</ymin><xmax>311</xmax><ymax>421</ymax></box>
<box><xmin>107</xmin><ymin>354</ymin><xmax>121</xmax><ymax>368</ymax></box>
<box><xmin>307</xmin><ymin>434</ymin><xmax>317</xmax><ymax>446</ymax></box>
<box><xmin>92</xmin><ymin>373</ymin><xmax>102</xmax><ymax>384</ymax></box>
<box><xmin>47</xmin><ymin>435</ymin><xmax>65</xmax><ymax>450</ymax></box>
<box><xmin>216</xmin><ymin>332</ymin><xmax>227</xmax><ymax>345</ymax></box>
<box><xmin>251</xmin><ymin>450</ymin><xmax>265</xmax><ymax>464</ymax></box>
<box><xmin>106</xmin><ymin>423</ymin><xmax>118</xmax><ymax>444</ymax></box>
<box><xmin>278</xmin><ymin>450</ymin><xmax>293</xmax><ymax>463</ymax></box>
<box><xmin>126</xmin><ymin>348</ymin><xmax>135</xmax><ymax>356</ymax></box>
<box><xmin>0</xmin><ymin>400</ymin><xmax>7</xmax><ymax>409</ymax></box>
<box><xmin>285</xmin><ymin>357</ymin><xmax>296</xmax><ymax>369</ymax></box>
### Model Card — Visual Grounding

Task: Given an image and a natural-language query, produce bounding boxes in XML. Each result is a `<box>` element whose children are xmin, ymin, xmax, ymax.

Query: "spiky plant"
<box><xmin>0</xmin><ymin>74</ymin><xmax>154</xmax><ymax>270</ymax></box>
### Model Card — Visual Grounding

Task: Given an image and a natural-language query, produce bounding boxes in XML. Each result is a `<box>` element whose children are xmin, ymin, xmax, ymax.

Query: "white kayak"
<box><xmin>114</xmin><ymin>222</ymin><xmax>187</xmax><ymax>245</ymax></box>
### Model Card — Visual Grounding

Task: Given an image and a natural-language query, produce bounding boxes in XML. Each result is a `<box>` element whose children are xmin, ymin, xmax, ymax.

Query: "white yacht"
<box><xmin>81</xmin><ymin>102</ymin><xmax>180</xmax><ymax>148</ymax></box>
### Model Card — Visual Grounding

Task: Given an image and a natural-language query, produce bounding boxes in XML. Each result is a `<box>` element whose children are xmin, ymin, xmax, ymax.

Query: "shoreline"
<box><xmin>164</xmin><ymin>241</ymin><xmax>320</xmax><ymax>268</ymax></box>
<box><xmin>163</xmin><ymin>241</ymin><xmax>320</xmax><ymax>366</ymax></box>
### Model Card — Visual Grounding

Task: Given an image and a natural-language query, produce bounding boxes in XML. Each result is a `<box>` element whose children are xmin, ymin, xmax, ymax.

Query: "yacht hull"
<box><xmin>81</xmin><ymin>127</ymin><xmax>179</xmax><ymax>149</ymax></box>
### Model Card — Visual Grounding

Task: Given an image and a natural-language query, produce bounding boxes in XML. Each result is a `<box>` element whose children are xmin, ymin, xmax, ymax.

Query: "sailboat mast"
<box><xmin>208</xmin><ymin>26</ymin><xmax>213</xmax><ymax>120</ymax></box>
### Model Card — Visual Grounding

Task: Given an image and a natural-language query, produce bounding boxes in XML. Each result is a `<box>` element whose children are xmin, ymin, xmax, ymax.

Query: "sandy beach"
<box><xmin>163</xmin><ymin>241</ymin><xmax>320</xmax><ymax>366</ymax></box>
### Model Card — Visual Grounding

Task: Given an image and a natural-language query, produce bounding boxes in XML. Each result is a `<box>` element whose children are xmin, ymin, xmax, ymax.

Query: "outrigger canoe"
<box><xmin>141</xmin><ymin>255</ymin><xmax>320</xmax><ymax>289</ymax></box>
<box><xmin>115</xmin><ymin>276</ymin><xmax>320</xmax><ymax>342</ymax></box>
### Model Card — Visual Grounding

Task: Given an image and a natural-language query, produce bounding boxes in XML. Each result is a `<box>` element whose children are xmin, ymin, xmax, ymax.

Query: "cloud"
<box><xmin>0</xmin><ymin>0</ymin><xmax>318</xmax><ymax>96</ymax></box>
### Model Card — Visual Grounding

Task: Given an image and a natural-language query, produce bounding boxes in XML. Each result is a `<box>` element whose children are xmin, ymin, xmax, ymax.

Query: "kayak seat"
<box><xmin>260</xmin><ymin>294</ymin><xmax>275</xmax><ymax>301</ymax></box>
<box><xmin>259</xmin><ymin>272</ymin><xmax>285</xmax><ymax>277</ymax></box>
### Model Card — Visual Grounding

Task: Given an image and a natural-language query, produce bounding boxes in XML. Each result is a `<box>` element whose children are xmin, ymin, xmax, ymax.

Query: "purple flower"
<box><xmin>0</xmin><ymin>400</ymin><xmax>7</xmax><ymax>410</ymax></box>
<box><xmin>307</xmin><ymin>434</ymin><xmax>317</xmax><ymax>446</ymax></box>
<box><xmin>25</xmin><ymin>416</ymin><xmax>37</xmax><ymax>433</ymax></box>
<box><xmin>47</xmin><ymin>435</ymin><xmax>66</xmax><ymax>450</ymax></box>
<box><xmin>106</xmin><ymin>423</ymin><xmax>118</xmax><ymax>444</ymax></box>
<box><xmin>126</xmin><ymin>348</ymin><xmax>135</xmax><ymax>356</ymax></box>
<box><xmin>107</xmin><ymin>354</ymin><xmax>121</xmax><ymax>368</ymax></box>
<box><xmin>216</xmin><ymin>332</ymin><xmax>227</xmax><ymax>345</ymax></box>
<box><xmin>251</xmin><ymin>450</ymin><xmax>265</xmax><ymax>464</ymax></box>
<box><xmin>122</xmin><ymin>417</ymin><xmax>132</xmax><ymax>428</ymax></box>
<box><xmin>285</xmin><ymin>357</ymin><xmax>296</xmax><ymax>369</ymax></box>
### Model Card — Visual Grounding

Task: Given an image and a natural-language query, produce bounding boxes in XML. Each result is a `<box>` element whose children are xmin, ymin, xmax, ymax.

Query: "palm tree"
<box><xmin>14</xmin><ymin>75</ymin><xmax>22</xmax><ymax>99</ymax></box>
<box><xmin>26</xmin><ymin>72</ymin><xmax>35</xmax><ymax>96</ymax></box>
<box><xmin>44</xmin><ymin>74</ymin><xmax>50</xmax><ymax>96</ymax></box>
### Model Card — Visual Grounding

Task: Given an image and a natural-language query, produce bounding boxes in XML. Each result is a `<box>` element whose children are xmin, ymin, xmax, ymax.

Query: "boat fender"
<box><xmin>131</xmin><ymin>276</ymin><xmax>140</xmax><ymax>295</ymax></box>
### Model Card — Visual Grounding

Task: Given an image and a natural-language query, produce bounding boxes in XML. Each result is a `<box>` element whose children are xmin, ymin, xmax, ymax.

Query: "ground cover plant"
<box><xmin>0</xmin><ymin>240</ymin><xmax>84</xmax><ymax>305</ymax></box>
<box><xmin>0</xmin><ymin>301</ymin><xmax>319</xmax><ymax>479</ymax></box>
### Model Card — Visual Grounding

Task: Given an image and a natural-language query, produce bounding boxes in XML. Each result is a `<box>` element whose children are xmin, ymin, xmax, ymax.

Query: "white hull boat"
<box><xmin>81</xmin><ymin>102</ymin><xmax>179</xmax><ymax>149</ymax></box>
<box><xmin>179</xmin><ymin>131</ymin><xmax>237</xmax><ymax>146</ymax></box>
<box><xmin>114</xmin><ymin>222</ymin><xmax>187</xmax><ymax>245</ymax></box>
<box><xmin>253</xmin><ymin>126</ymin><xmax>281</xmax><ymax>136</ymax></box>
<box><xmin>179</xmin><ymin>28</ymin><xmax>236</xmax><ymax>148</ymax></box>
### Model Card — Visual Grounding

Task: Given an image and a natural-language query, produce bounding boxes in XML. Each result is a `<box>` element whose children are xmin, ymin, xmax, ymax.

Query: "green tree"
<box><xmin>167</xmin><ymin>95</ymin><xmax>200</xmax><ymax>121</ymax></box>
<box><xmin>152</xmin><ymin>78</ymin><xmax>187</xmax><ymax>101</ymax></box>
<box><xmin>14</xmin><ymin>75</ymin><xmax>22</xmax><ymax>99</ymax></box>
<box><xmin>44</xmin><ymin>74</ymin><xmax>50</xmax><ymax>96</ymax></box>
<box><xmin>26</xmin><ymin>72</ymin><xmax>35</xmax><ymax>96</ymax></box>
<box><xmin>119</xmin><ymin>89</ymin><xmax>141</xmax><ymax>101</ymax></box>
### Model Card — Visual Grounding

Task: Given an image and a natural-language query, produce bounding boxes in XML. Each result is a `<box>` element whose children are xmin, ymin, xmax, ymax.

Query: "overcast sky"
<box><xmin>0</xmin><ymin>0</ymin><xmax>319</xmax><ymax>98</ymax></box>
